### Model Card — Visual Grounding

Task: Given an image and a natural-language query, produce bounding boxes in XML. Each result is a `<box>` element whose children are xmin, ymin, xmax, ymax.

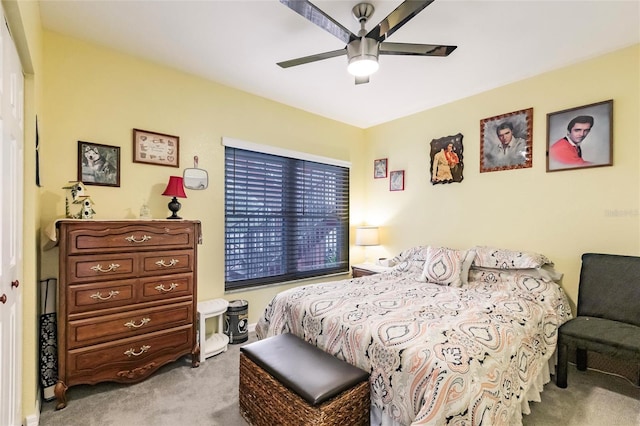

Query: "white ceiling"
<box><xmin>39</xmin><ymin>0</ymin><xmax>640</xmax><ymax>128</ymax></box>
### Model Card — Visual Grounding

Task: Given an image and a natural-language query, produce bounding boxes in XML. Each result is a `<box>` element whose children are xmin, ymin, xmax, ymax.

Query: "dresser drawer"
<box><xmin>66</xmin><ymin>253</ymin><xmax>136</xmax><ymax>284</ymax></box>
<box><xmin>63</xmin><ymin>222</ymin><xmax>197</xmax><ymax>255</ymax></box>
<box><xmin>67</xmin><ymin>279</ymin><xmax>137</xmax><ymax>314</ymax></box>
<box><xmin>141</xmin><ymin>250</ymin><xmax>194</xmax><ymax>275</ymax></box>
<box><xmin>140</xmin><ymin>273</ymin><xmax>193</xmax><ymax>302</ymax></box>
<box><xmin>67</xmin><ymin>301</ymin><xmax>194</xmax><ymax>349</ymax></box>
<box><xmin>66</xmin><ymin>326</ymin><xmax>193</xmax><ymax>382</ymax></box>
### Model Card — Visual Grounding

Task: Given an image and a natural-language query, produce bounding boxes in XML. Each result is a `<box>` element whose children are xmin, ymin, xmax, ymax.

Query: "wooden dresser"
<box><xmin>54</xmin><ymin>220</ymin><xmax>201</xmax><ymax>409</ymax></box>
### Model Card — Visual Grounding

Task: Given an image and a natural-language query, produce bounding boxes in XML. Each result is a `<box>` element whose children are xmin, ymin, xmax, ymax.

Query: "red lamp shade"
<box><xmin>162</xmin><ymin>176</ymin><xmax>187</xmax><ymax>219</ymax></box>
<box><xmin>162</xmin><ymin>176</ymin><xmax>187</xmax><ymax>198</ymax></box>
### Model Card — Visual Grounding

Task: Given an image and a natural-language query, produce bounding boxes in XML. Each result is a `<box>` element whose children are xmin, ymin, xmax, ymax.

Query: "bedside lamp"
<box><xmin>162</xmin><ymin>176</ymin><xmax>187</xmax><ymax>219</ymax></box>
<box><xmin>355</xmin><ymin>226</ymin><xmax>379</xmax><ymax>263</ymax></box>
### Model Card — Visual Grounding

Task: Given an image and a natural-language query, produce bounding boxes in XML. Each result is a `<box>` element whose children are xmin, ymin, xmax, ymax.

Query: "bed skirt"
<box><xmin>370</xmin><ymin>355</ymin><xmax>556</xmax><ymax>426</ymax></box>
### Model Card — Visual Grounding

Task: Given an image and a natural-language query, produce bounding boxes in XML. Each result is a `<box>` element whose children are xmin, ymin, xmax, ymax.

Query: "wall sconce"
<box><xmin>162</xmin><ymin>176</ymin><xmax>187</xmax><ymax>219</ymax></box>
<box><xmin>355</xmin><ymin>226</ymin><xmax>379</xmax><ymax>263</ymax></box>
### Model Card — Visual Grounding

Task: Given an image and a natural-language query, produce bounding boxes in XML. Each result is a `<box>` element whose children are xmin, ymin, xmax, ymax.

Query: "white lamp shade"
<box><xmin>347</xmin><ymin>57</ymin><xmax>379</xmax><ymax>77</ymax></box>
<box><xmin>355</xmin><ymin>226</ymin><xmax>379</xmax><ymax>246</ymax></box>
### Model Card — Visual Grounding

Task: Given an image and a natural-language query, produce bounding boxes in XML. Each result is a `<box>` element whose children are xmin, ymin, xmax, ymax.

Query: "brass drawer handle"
<box><xmin>124</xmin><ymin>345</ymin><xmax>150</xmax><ymax>357</ymax></box>
<box><xmin>125</xmin><ymin>235</ymin><xmax>152</xmax><ymax>243</ymax></box>
<box><xmin>124</xmin><ymin>317</ymin><xmax>151</xmax><ymax>329</ymax></box>
<box><xmin>155</xmin><ymin>283</ymin><xmax>178</xmax><ymax>293</ymax></box>
<box><xmin>90</xmin><ymin>263</ymin><xmax>120</xmax><ymax>273</ymax></box>
<box><xmin>90</xmin><ymin>290</ymin><xmax>120</xmax><ymax>301</ymax></box>
<box><xmin>155</xmin><ymin>258</ymin><xmax>179</xmax><ymax>267</ymax></box>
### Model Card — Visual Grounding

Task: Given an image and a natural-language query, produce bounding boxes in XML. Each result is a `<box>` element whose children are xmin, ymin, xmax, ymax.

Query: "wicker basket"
<box><xmin>239</xmin><ymin>353</ymin><xmax>370</xmax><ymax>426</ymax></box>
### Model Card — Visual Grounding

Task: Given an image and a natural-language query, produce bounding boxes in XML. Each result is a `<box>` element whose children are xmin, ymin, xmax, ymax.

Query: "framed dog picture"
<box><xmin>77</xmin><ymin>141</ymin><xmax>121</xmax><ymax>187</ymax></box>
<box><xmin>133</xmin><ymin>128</ymin><xmax>180</xmax><ymax>167</ymax></box>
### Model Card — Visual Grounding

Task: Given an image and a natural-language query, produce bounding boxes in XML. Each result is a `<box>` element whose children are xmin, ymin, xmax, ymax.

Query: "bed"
<box><xmin>255</xmin><ymin>245</ymin><xmax>573</xmax><ymax>425</ymax></box>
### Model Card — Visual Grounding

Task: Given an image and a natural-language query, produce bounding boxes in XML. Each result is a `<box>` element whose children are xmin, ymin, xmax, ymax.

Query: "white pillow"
<box><xmin>472</xmin><ymin>246</ymin><xmax>552</xmax><ymax>269</ymax></box>
<box><xmin>420</xmin><ymin>246</ymin><xmax>470</xmax><ymax>287</ymax></box>
<box><xmin>460</xmin><ymin>249</ymin><xmax>477</xmax><ymax>286</ymax></box>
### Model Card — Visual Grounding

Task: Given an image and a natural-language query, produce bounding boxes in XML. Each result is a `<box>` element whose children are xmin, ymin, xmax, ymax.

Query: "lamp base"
<box><xmin>167</xmin><ymin>197</ymin><xmax>182</xmax><ymax>220</ymax></box>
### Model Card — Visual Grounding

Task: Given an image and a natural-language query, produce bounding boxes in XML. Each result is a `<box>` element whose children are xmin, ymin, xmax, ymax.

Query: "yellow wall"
<box><xmin>364</xmin><ymin>44</ymin><xmax>640</xmax><ymax>308</ymax></box>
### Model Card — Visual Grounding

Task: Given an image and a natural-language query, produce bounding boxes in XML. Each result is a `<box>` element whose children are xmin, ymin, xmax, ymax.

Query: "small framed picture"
<box><xmin>133</xmin><ymin>128</ymin><xmax>180</xmax><ymax>167</ymax></box>
<box><xmin>374</xmin><ymin>158</ymin><xmax>388</xmax><ymax>178</ymax></box>
<box><xmin>77</xmin><ymin>141</ymin><xmax>120</xmax><ymax>187</ymax></box>
<box><xmin>546</xmin><ymin>100</ymin><xmax>613</xmax><ymax>172</ymax></box>
<box><xmin>390</xmin><ymin>170</ymin><xmax>404</xmax><ymax>191</ymax></box>
<box><xmin>480</xmin><ymin>108</ymin><xmax>533</xmax><ymax>173</ymax></box>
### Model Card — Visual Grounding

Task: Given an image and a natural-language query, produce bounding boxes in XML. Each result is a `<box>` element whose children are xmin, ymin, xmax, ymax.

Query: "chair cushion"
<box><xmin>240</xmin><ymin>333</ymin><xmax>369</xmax><ymax>406</ymax></box>
<box><xmin>578</xmin><ymin>253</ymin><xmax>640</xmax><ymax>326</ymax></box>
<box><xmin>559</xmin><ymin>316</ymin><xmax>640</xmax><ymax>360</ymax></box>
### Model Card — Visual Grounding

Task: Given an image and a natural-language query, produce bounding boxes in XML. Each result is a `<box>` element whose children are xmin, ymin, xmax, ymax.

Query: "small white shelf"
<box><xmin>204</xmin><ymin>333</ymin><xmax>229</xmax><ymax>357</ymax></box>
<box><xmin>197</xmin><ymin>299</ymin><xmax>229</xmax><ymax>363</ymax></box>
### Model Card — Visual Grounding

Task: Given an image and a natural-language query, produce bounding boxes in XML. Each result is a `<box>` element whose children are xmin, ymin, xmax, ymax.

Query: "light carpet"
<box><xmin>38</xmin><ymin>333</ymin><xmax>640</xmax><ymax>426</ymax></box>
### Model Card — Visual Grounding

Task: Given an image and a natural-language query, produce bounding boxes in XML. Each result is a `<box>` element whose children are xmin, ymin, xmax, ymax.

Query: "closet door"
<box><xmin>0</xmin><ymin>6</ymin><xmax>25</xmax><ymax>426</ymax></box>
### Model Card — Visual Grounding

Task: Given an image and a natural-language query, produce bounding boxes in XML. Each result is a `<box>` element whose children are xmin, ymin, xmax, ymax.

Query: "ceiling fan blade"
<box><xmin>355</xmin><ymin>75</ymin><xmax>369</xmax><ymax>85</ymax></box>
<box><xmin>367</xmin><ymin>0</ymin><xmax>435</xmax><ymax>42</ymax></box>
<box><xmin>279</xmin><ymin>0</ymin><xmax>357</xmax><ymax>44</ymax></box>
<box><xmin>277</xmin><ymin>48</ymin><xmax>346</xmax><ymax>68</ymax></box>
<box><xmin>380</xmin><ymin>42</ymin><xmax>457</xmax><ymax>56</ymax></box>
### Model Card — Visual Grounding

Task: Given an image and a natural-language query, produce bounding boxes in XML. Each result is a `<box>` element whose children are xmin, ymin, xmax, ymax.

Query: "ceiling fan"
<box><xmin>277</xmin><ymin>0</ymin><xmax>457</xmax><ymax>84</ymax></box>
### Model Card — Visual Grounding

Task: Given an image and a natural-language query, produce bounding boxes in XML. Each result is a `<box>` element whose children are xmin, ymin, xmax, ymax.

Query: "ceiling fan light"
<box><xmin>347</xmin><ymin>37</ymin><xmax>380</xmax><ymax>77</ymax></box>
<box><xmin>347</xmin><ymin>57</ymin><xmax>379</xmax><ymax>77</ymax></box>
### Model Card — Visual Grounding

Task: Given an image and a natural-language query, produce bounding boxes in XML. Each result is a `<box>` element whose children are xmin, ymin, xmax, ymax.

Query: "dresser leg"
<box><xmin>54</xmin><ymin>380</ymin><xmax>68</xmax><ymax>410</ymax></box>
<box><xmin>192</xmin><ymin>345</ymin><xmax>200</xmax><ymax>368</ymax></box>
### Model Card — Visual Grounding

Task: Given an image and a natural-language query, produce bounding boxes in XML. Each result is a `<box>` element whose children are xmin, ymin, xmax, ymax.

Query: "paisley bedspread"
<box><xmin>255</xmin><ymin>248</ymin><xmax>572</xmax><ymax>425</ymax></box>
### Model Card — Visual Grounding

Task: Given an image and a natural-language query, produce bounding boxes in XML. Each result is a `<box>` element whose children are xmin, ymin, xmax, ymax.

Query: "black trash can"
<box><xmin>224</xmin><ymin>299</ymin><xmax>248</xmax><ymax>344</ymax></box>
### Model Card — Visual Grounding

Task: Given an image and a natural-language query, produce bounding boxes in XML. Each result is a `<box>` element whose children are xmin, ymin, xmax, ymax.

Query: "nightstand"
<box><xmin>351</xmin><ymin>263</ymin><xmax>393</xmax><ymax>277</ymax></box>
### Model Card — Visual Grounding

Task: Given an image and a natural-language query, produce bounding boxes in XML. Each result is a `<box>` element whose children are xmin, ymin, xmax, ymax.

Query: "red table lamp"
<box><xmin>162</xmin><ymin>176</ymin><xmax>187</xmax><ymax>219</ymax></box>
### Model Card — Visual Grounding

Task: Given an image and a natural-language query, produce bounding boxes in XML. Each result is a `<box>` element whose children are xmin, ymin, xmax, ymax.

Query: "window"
<box><xmin>224</xmin><ymin>142</ymin><xmax>350</xmax><ymax>291</ymax></box>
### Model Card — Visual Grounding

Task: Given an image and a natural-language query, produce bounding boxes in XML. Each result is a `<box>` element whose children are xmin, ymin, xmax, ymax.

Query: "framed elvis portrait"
<box><xmin>133</xmin><ymin>128</ymin><xmax>180</xmax><ymax>167</ymax></box>
<box><xmin>374</xmin><ymin>158</ymin><xmax>388</xmax><ymax>178</ymax></box>
<box><xmin>77</xmin><ymin>141</ymin><xmax>120</xmax><ymax>187</ymax></box>
<box><xmin>430</xmin><ymin>133</ymin><xmax>464</xmax><ymax>185</ymax></box>
<box><xmin>390</xmin><ymin>170</ymin><xmax>404</xmax><ymax>191</ymax></box>
<box><xmin>480</xmin><ymin>108</ymin><xmax>533</xmax><ymax>173</ymax></box>
<box><xmin>546</xmin><ymin>100</ymin><xmax>613</xmax><ymax>172</ymax></box>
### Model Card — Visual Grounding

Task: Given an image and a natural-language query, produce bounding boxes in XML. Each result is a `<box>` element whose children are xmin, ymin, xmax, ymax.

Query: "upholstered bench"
<box><xmin>239</xmin><ymin>333</ymin><xmax>370</xmax><ymax>426</ymax></box>
<box><xmin>556</xmin><ymin>253</ymin><xmax>640</xmax><ymax>388</ymax></box>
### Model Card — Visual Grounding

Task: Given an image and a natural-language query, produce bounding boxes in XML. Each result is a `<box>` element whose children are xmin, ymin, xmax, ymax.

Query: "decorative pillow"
<box><xmin>390</xmin><ymin>245</ymin><xmax>430</xmax><ymax>264</ymax></box>
<box><xmin>420</xmin><ymin>246</ymin><xmax>469</xmax><ymax>287</ymax></box>
<box><xmin>460</xmin><ymin>249</ymin><xmax>477</xmax><ymax>286</ymax></box>
<box><xmin>471</xmin><ymin>246</ymin><xmax>552</xmax><ymax>269</ymax></box>
<box><xmin>468</xmin><ymin>265</ymin><xmax>563</xmax><ymax>284</ymax></box>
